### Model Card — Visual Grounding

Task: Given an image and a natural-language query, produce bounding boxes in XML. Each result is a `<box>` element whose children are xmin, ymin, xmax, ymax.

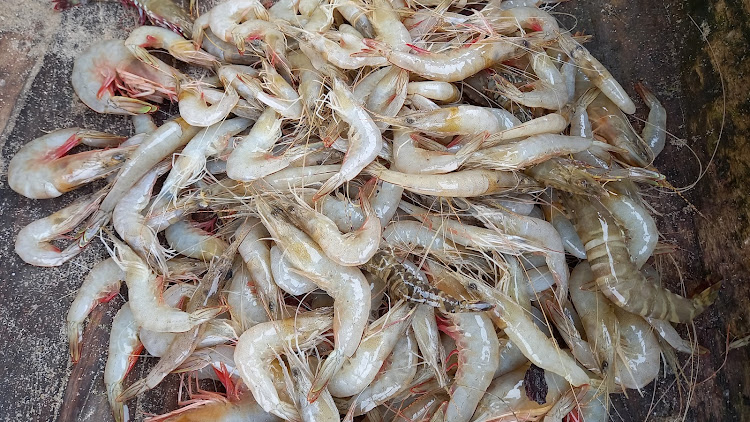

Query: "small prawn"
<box><xmin>287</xmin><ymin>355</ymin><xmax>340</xmax><ymax>422</ymax></box>
<box><xmin>72</xmin><ymin>39</ymin><xmax>178</xmax><ymax>114</ymax></box>
<box><xmin>269</xmin><ymin>245</ymin><xmax>318</xmax><ymax>296</ymax></box>
<box><xmin>557</xmin><ymin>33</ymin><xmax>636</xmax><ymax>114</ymax></box>
<box><xmin>336</xmin><ymin>0</ymin><xmax>374</xmax><ymax>38</ymax></box>
<box><xmin>314</xmin><ymin>78</ymin><xmax>383</xmax><ymax>200</ymax></box>
<box><xmin>326</xmin><ymin>301</ymin><xmax>414</xmax><ymax>397</ymax></box>
<box><xmin>494</xmin><ymin>48</ymin><xmax>568</xmax><ymax>110</ymax></box>
<box><xmin>634</xmin><ymin>82</ymin><xmax>668</xmax><ymax>158</ymax></box>
<box><xmin>370</xmin><ymin>0</ymin><xmax>410</xmax><ymax>51</ymax></box>
<box><xmin>482</xmin><ymin>113</ymin><xmax>568</xmax><ymax>148</ymax></box>
<box><xmin>406</xmin><ymin>81</ymin><xmax>461</xmax><ymax>103</ymax></box>
<box><xmin>125</xmin><ymin>26</ymin><xmax>218</xmax><ymax>69</ymax></box>
<box><xmin>165</xmin><ymin>219</ymin><xmax>229</xmax><ymax>261</ymax></box>
<box><xmin>233</xmin><ymin>309</ymin><xmax>333</xmax><ymax>421</ymax></box>
<box><xmin>386</xmin><ymin>105</ymin><xmax>503</xmax><ymax>136</ymax></box>
<box><xmin>238</xmin><ymin>62</ymin><xmax>303</xmax><ymax>119</ymax></box>
<box><xmin>178</xmin><ymin>78</ymin><xmax>240</xmax><ymax>127</ymax></box>
<box><xmin>565</xmin><ymin>193</ymin><xmax>720</xmax><ymax>323</ymax></box>
<box><xmin>613</xmin><ymin>306</ymin><xmax>660</xmax><ymax>390</ymax></box>
<box><xmin>226</xmin><ymin>109</ymin><xmax>284</xmax><ymax>182</ymax></box>
<box><xmin>114</xmin><ymin>161</ymin><xmax>172</xmax><ymax>275</ymax></box>
<box><xmin>348</xmin><ymin>329</ymin><xmax>419</xmax><ymax>415</ymax></box>
<box><xmin>359</xmin><ymin>36</ymin><xmax>531</xmax><ymax>82</ymax></box>
<box><xmin>238</xmin><ymin>218</ymin><xmax>285</xmax><ymax>318</ymax></box>
<box><xmin>586</xmin><ymin>90</ymin><xmax>654</xmax><ymax>167</ymax></box>
<box><xmin>231</xmin><ymin>20</ymin><xmax>289</xmax><ymax>71</ymax></box>
<box><xmin>67</xmin><ymin>258</ymin><xmax>124</xmax><ymax>362</ymax></box>
<box><xmin>540</xmin><ymin>291</ymin><xmax>601</xmax><ymax>374</ymax></box>
<box><xmin>569</xmin><ymin>261</ymin><xmax>620</xmax><ymax>380</ymax></box>
<box><xmin>111</xmin><ymin>238</ymin><xmax>223</xmax><ymax>332</ymax></box>
<box><xmin>599</xmin><ymin>192</ymin><xmax>657</xmax><ymax>269</ymax></box>
<box><xmin>9</xmin><ymin>128</ymin><xmax>131</xmax><ymax>199</ymax></box>
<box><xmin>440</xmin><ymin>311</ymin><xmax>500</xmax><ymax>422</ymax></box>
<box><xmin>224</xmin><ymin>257</ymin><xmax>270</xmax><ymax>332</ymax></box>
<box><xmin>206</xmin><ymin>0</ymin><xmax>269</xmax><ymax>43</ymax></box>
<box><xmin>15</xmin><ymin>189</ymin><xmax>105</xmax><ymax>267</ymax></box>
<box><xmin>467</xmin><ymin>134</ymin><xmax>594</xmax><ymax>171</ymax></box>
<box><xmin>526</xmin><ymin>158</ymin><xmax>609</xmax><ymax>198</ymax></box>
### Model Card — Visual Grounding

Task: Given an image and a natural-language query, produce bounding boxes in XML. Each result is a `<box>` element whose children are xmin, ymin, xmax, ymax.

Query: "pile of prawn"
<box><xmin>10</xmin><ymin>0</ymin><xmax>721</xmax><ymax>420</ymax></box>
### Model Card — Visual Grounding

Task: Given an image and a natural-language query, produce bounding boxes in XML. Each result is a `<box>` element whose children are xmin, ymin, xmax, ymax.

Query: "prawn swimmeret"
<box><xmin>13</xmin><ymin>1</ymin><xmax>722</xmax><ymax>421</ymax></box>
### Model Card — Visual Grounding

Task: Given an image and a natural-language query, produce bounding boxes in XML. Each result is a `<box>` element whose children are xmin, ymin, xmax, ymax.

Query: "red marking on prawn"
<box><xmin>528</xmin><ymin>19</ymin><xmax>544</xmax><ymax>32</ymax></box>
<box><xmin>212</xmin><ymin>362</ymin><xmax>241</xmax><ymax>401</ymax></box>
<box><xmin>462</xmin><ymin>36</ymin><xmax>481</xmax><ymax>47</ymax></box>
<box><xmin>446</xmin><ymin>135</ymin><xmax>464</xmax><ymax>149</ymax></box>
<box><xmin>409</xmin><ymin>378</ymin><xmax>435</xmax><ymax>394</ymax></box>
<box><xmin>359</xmin><ymin>177</ymin><xmax>378</xmax><ymax>199</ymax></box>
<box><xmin>143</xmin><ymin>34</ymin><xmax>159</xmax><ymax>47</ymax></box>
<box><xmin>444</xmin><ymin>360</ymin><xmax>459</xmax><ymax>373</ymax></box>
<box><xmin>193</xmin><ymin>215</ymin><xmax>219</xmax><ymax>234</ymax></box>
<box><xmin>99</xmin><ymin>290</ymin><xmax>120</xmax><ymax>303</ymax></box>
<box><xmin>406</xmin><ymin>43</ymin><xmax>431</xmax><ymax>55</ymax></box>
<box><xmin>564</xmin><ymin>406</ymin><xmax>581</xmax><ymax>422</ymax></box>
<box><xmin>97</xmin><ymin>72</ymin><xmax>118</xmax><ymax>99</ymax></box>
<box><xmin>46</xmin><ymin>134</ymin><xmax>81</xmax><ymax>161</ymax></box>
<box><xmin>406</xmin><ymin>19</ymin><xmax>425</xmax><ymax>30</ymax></box>
<box><xmin>127</xmin><ymin>344</ymin><xmax>145</xmax><ymax>375</ymax></box>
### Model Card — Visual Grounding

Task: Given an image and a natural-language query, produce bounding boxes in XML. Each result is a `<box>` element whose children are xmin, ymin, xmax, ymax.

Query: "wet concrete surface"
<box><xmin>0</xmin><ymin>0</ymin><xmax>749</xmax><ymax>421</ymax></box>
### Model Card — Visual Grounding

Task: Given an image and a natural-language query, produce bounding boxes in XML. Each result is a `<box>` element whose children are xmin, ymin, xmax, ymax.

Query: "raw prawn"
<box><xmin>9</xmin><ymin>128</ymin><xmax>131</xmax><ymax>199</ymax></box>
<box><xmin>255</xmin><ymin>198</ymin><xmax>371</xmax><ymax>401</ymax></box>
<box><xmin>67</xmin><ymin>258</ymin><xmax>124</xmax><ymax>362</ymax></box>
<box><xmin>15</xmin><ymin>189</ymin><xmax>105</xmax><ymax>266</ymax></box>
<box><xmin>233</xmin><ymin>309</ymin><xmax>333</xmax><ymax>420</ymax></box>
<box><xmin>72</xmin><ymin>39</ymin><xmax>178</xmax><ymax>114</ymax></box>
<box><xmin>565</xmin><ymin>194</ymin><xmax>719</xmax><ymax>323</ymax></box>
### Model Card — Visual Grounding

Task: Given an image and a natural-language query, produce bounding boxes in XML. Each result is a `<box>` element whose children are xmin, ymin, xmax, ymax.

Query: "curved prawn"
<box><xmin>9</xmin><ymin>128</ymin><xmax>131</xmax><ymax>199</ymax></box>
<box><xmin>277</xmin><ymin>193</ymin><xmax>381</xmax><ymax>267</ymax></box>
<box><xmin>234</xmin><ymin>310</ymin><xmax>333</xmax><ymax>421</ymax></box>
<box><xmin>125</xmin><ymin>25</ymin><xmax>218</xmax><ymax>69</ymax></box>
<box><xmin>67</xmin><ymin>258</ymin><xmax>124</xmax><ymax>362</ymax></box>
<box><xmin>558</xmin><ymin>33</ymin><xmax>636</xmax><ymax>114</ymax></box>
<box><xmin>72</xmin><ymin>39</ymin><xmax>178</xmax><ymax>114</ymax></box>
<box><xmin>15</xmin><ymin>189</ymin><xmax>105</xmax><ymax>267</ymax></box>
<box><xmin>314</xmin><ymin>78</ymin><xmax>383</xmax><ymax>200</ymax></box>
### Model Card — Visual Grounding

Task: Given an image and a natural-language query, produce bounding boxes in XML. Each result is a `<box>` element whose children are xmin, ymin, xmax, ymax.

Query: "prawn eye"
<box><xmin>405</xmin><ymin>117</ymin><xmax>416</xmax><ymax>125</ymax></box>
<box><xmin>468</xmin><ymin>282</ymin><xmax>478</xmax><ymax>290</ymax></box>
<box><xmin>113</xmin><ymin>153</ymin><xmax>126</xmax><ymax>161</ymax></box>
